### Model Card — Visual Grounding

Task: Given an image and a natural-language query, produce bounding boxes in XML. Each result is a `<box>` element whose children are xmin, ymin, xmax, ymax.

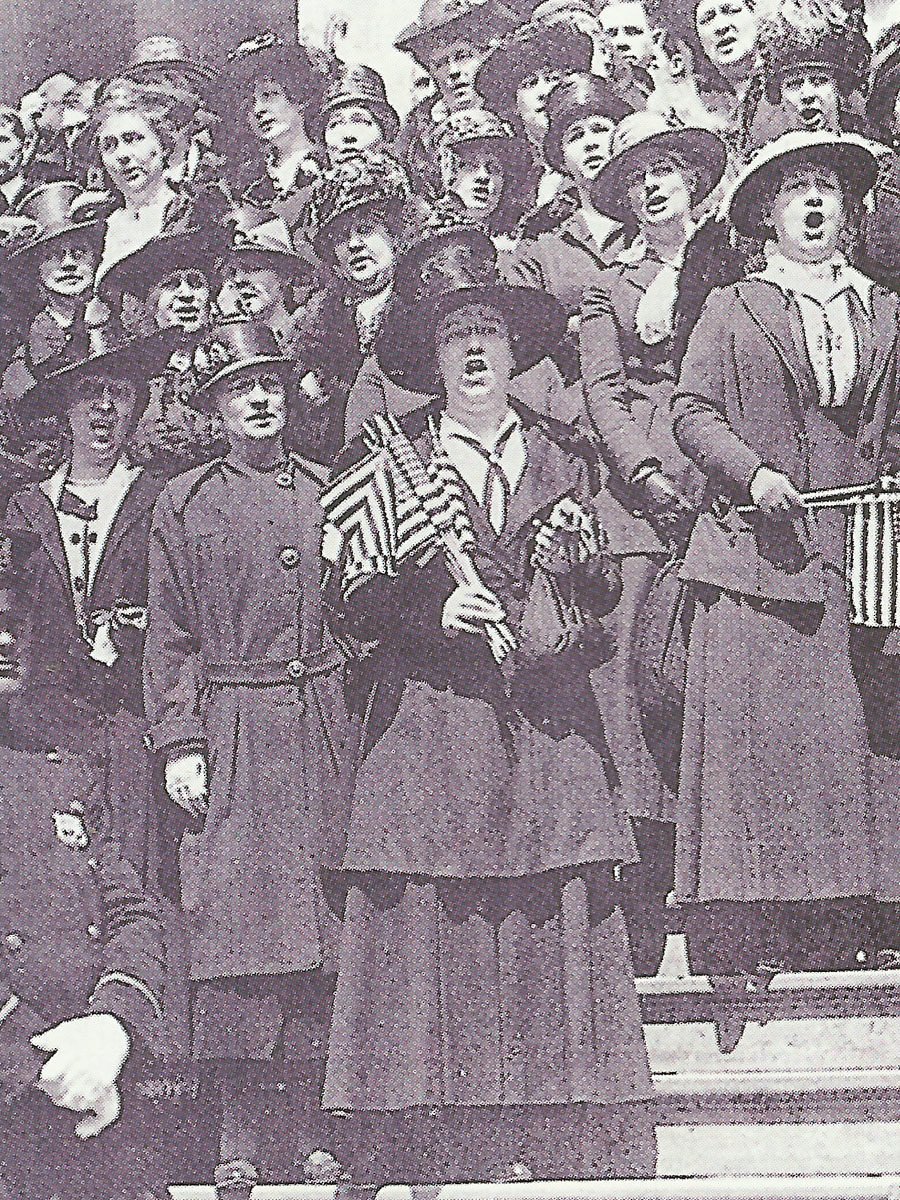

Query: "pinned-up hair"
<box><xmin>86</xmin><ymin>78</ymin><xmax>184</xmax><ymax>167</ymax></box>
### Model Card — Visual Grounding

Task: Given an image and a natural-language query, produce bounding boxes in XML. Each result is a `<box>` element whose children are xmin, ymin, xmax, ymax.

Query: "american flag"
<box><xmin>320</xmin><ymin>413</ymin><xmax>475</xmax><ymax>599</ymax></box>
<box><xmin>846</xmin><ymin>486</ymin><xmax>900</xmax><ymax>628</ymax></box>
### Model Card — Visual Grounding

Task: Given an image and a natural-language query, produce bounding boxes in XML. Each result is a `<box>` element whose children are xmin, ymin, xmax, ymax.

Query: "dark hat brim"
<box><xmin>728</xmin><ymin>134</ymin><xmax>882</xmax><ymax>240</ymax></box>
<box><xmin>19</xmin><ymin>329</ymin><xmax>178</xmax><ymax>424</ymax></box>
<box><xmin>442</xmin><ymin>130</ymin><xmax>535</xmax><ymax>180</ymax></box>
<box><xmin>395</xmin><ymin>0</ymin><xmax>520</xmax><ymax>63</ymax></box>
<box><xmin>307</xmin><ymin>95</ymin><xmax>401</xmax><ymax>146</ymax></box>
<box><xmin>9</xmin><ymin>218</ymin><xmax>104</xmax><ymax>266</ymax></box>
<box><xmin>476</xmin><ymin>25</ymin><xmax>594</xmax><ymax>115</ymax></box>
<box><xmin>378</xmin><ymin>282</ymin><xmax>567</xmax><ymax>395</ymax></box>
<box><xmin>543</xmin><ymin>91</ymin><xmax>633</xmax><ymax>175</ymax></box>
<box><xmin>217</xmin><ymin>241</ymin><xmax>319</xmax><ymax>280</ymax></box>
<box><xmin>188</xmin><ymin>353</ymin><xmax>295</xmax><ymax>410</ymax></box>
<box><xmin>311</xmin><ymin>192</ymin><xmax>408</xmax><ymax>252</ymax></box>
<box><xmin>100</xmin><ymin>228</ymin><xmax>223</xmax><ymax>299</ymax></box>
<box><xmin>394</xmin><ymin>222</ymin><xmax>498</xmax><ymax>297</ymax></box>
<box><xmin>590</xmin><ymin>127</ymin><xmax>727</xmax><ymax>222</ymax></box>
<box><xmin>123</xmin><ymin>57</ymin><xmax>215</xmax><ymax>84</ymax></box>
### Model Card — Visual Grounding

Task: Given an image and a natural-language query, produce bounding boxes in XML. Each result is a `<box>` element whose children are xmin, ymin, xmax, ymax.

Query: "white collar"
<box><xmin>756</xmin><ymin>251</ymin><xmax>874</xmax><ymax>316</ymax></box>
<box><xmin>440</xmin><ymin>408</ymin><xmax>521</xmax><ymax>452</ymax></box>
<box><xmin>616</xmin><ymin>228</ymin><xmax>693</xmax><ymax>268</ymax></box>
<box><xmin>356</xmin><ymin>287</ymin><xmax>392</xmax><ymax>318</ymax></box>
<box><xmin>42</xmin><ymin>458</ymin><xmax>139</xmax><ymax>507</ymax></box>
<box><xmin>0</xmin><ymin>175</ymin><xmax>25</xmax><ymax>206</ymax></box>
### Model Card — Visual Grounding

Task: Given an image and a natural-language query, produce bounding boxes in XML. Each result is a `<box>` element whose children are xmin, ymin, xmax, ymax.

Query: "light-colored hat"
<box><xmin>727</xmin><ymin>130</ymin><xmax>883</xmax><ymax>240</ymax></box>
<box><xmin>590</xmin><ymin>112</ymin><xmax>727</xmax><ymax>222</ymax></box>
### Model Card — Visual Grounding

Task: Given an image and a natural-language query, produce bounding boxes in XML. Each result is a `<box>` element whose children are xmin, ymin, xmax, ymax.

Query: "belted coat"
<box><xmin>143</xmin><ymin>453</ymin><xmax>350</xmax><ymax>981</ymax></box>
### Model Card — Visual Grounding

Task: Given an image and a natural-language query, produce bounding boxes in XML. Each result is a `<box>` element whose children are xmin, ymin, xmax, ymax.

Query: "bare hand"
<box><xmin>532</xmin><ymin>497</ymin><xmax>605</xmax><ymax>573</ymax></box>
<box><xmin>165</xmin><ymin>751</ymin><xmax>209</xmax><ymax>818</ymax></box>
<box><xmin>442</xmin><ymin>584</ymin><xmax>508</xmax><ymax>637</ymax></box>
<box><xmin>749</xmin><ymin>467</ymin><xmax>805</xmax><ymax>517</ymax></box>
<box><xmin>32</xmin><ymin>1015</ymin><xmax>130</xmax><ymax>1116</ymax></box>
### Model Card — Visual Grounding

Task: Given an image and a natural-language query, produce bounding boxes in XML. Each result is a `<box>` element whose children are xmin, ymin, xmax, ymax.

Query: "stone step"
<box><xmin>170</xmin><ymin>1177</ymin><xmax>900</xmax><ymax>1200</ymax></box>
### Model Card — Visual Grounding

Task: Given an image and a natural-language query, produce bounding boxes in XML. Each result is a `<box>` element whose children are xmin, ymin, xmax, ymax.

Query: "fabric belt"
<box><xmin>203</xmin><ymin>649</ymin><xmax>344</xmax><ymax>687</ymax></box>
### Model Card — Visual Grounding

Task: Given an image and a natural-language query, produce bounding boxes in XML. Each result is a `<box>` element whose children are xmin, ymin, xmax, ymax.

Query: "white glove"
<box><xmin>441</xmin><ymin>583</ymin><xmax>508</xmax><ymax>637</ymax></box>
<box><xmin>75</xmin><ymin>1084</ymin><xmax>123</xmax><ymax>1139</ymax></box>
<box><xmin>32</xmin><ymin>1014</ymin><xmax>131</xmax><ymax>1117</ymax></box>
<box><xmin>164</xmin><ymin>751</ymin><xmax>209</xmax><ymax>819</ymax></box>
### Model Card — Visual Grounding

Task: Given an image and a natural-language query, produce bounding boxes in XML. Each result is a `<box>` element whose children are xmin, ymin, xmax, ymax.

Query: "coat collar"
<box><xmin>410</xmin><ymin>398</ymin><xmax>583</xmax><ymax>541</ymax></box>
<box><xmin>736</xmin><ymin>275</ymin><xmax>894</xmax><ymax>417</ymax></box>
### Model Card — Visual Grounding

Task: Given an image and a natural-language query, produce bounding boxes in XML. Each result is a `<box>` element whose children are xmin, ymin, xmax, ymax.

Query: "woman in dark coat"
<box><xmin>143</xmin><ymin>320</ymin><xmax>351</xmax><ymax>1192</ymax></box>
<box><xmin>321</xmin><ymin>242</ymin><xmax>654</xmax><ymax>1185</ymax></box>
<box><xmin>578</xmin><ymin>112</ymin><xmax>727</xmax><ymax>974</ymax></box>
<box><xmin>671</xmin><ymin>131</ymin><xmax>899</xmax><ymax>978</ymax></box>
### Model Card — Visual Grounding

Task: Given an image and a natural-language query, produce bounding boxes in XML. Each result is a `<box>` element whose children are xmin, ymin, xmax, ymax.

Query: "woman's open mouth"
<box><xmin>715</xmin><ymin>32</ymin><xmax>737</xmax><ymax>57</ymax></box>
<box><xmin>0</xmin><ymin>659</ymin><xmax>19</xmax><ymax>678</ymax></box>
<box><xmin>645</xmin><ymin>194</ymin><xmax>669</xmax><ymax>217</ymax></box>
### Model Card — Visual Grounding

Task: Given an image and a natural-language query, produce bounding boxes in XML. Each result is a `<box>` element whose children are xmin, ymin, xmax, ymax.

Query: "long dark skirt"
<box><xmin>323</xmin><ymin>865</ymin><xmax>652</xmax><ymax>1114</ymax></box>
<box><xmin>590</xmin><ymin>554</ymin><xmax>675</xmax><ymax>824</ymax></box>
<box><xmin>675</xmin><ymin>576</ymin><xmax>876</xmax><ymax>904</ymax></box>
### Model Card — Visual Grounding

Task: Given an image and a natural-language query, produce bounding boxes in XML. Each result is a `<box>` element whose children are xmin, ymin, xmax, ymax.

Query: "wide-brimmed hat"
<box><xmin>436</xmin><ymin>106</ymin><xmax>535</xmax><ymax>181</ymax></box>
<box><xmin>868</xmin><ymin>43</ymin><xmax>900</xmax><ymax>138</ymax></box>
<box><xmin>307</xmin><ymin>154</ymin><xmax>412</xmax><ymax>253</ymax></box>
<box><xmin>393</xmin><ymin>202</ymin><xmax>498</xmax><ymax>300</ymax></box>
<box><xmin>190</xmin><ymin>319</ymin><xmax>292</xmax><ymax>402</ymax></box>
<box><xmin>8</xmin><ymin>182</ymin><xmax>106</xmax><ymax>267</ymax></box>
<box><xmin>395</xmin><ymin>0</ymin><xmax>521</xmax><ymax>65</ymax></box>
<box><xmin>761</xmin><ymin>24</ymin><xmax>870</xmax><ymax>104</ymax></box>
<box><xmin>99</xmin><ymin>224</ymin><xmax>227</xmax><ymax>300</ymax></box>
<box><xmin>306</xmin><ymin>64</ymin><xmax>400</xmax><ymax>145</ymax></box>
<box><xmin>216</xmin><ymin>216</ymin><xmax>318</xmax><ymax>282</ymax></box>
<box><xmin>227</xmin><ymin>30</ymin><xmax>325</xmax><ymax>103</ymax></box>
<box><xmin>542</xmin><ymin>72</ymin><xmax>633</xmax><ymax>174</ymax></box>
<box><xmin>378</xmin><ymin>248</ymin><xmax>567</xmax><ymax>395</ymax></box>
<box><xmin>122</xmin><ymin>35</ymin><xmax>214</xmax><ymax>86</ymax></box>
<box><xmin>590</xmin><ymin>112</ymin><xmax>727</xmax><ymax>222</ymax></box>
<box><xmin>20</xmin><ymin>326</ymin><xmax>177</xmax><ymax>424</ymax></box>
<box><xmin>476</xmin><ymin>20</ymin><xmax>593</xmax><ymax>123</ymax></box>
<box><xmin>727</xmin><ymin>130</ymin><xmax>883</xmax><ymax>240</ymax></box>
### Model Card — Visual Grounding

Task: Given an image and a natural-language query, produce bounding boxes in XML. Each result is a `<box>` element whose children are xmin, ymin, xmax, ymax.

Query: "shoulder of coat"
<box><xmin>159</xmin><ymin>458</ymin><xmax>225</xmax><ymax>517</ymax></box>
<box><xmin>288</xmin><ymin>452</ymin><xmax>330</xmax><ymax>488</ymax></box>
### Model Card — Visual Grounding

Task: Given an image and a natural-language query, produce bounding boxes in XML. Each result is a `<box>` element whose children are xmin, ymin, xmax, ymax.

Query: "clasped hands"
<box><xmin>31</xmin><ymin>1013</ymin><xmax>131</xmax><ymax>1138</ymax></box>
<box><xmin>442</xmin><ymin>499</ymin><xmax>606</xmax><ymax>639</ymax></box>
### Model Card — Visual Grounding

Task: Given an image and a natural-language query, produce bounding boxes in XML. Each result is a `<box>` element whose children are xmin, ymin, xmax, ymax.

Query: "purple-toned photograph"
<box><xmin>0</xmin><ymin>0</ymin><xmax>897</xmax><ymax>1197</ymax></box>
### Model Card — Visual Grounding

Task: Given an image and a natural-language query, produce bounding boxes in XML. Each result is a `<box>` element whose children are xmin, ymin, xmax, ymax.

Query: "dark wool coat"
<box><xmin>143</xmin><ymin>454</ymin><xmax>350</xmax><ymax>981</ymax></box>
<box><xmin>669</xmin><ymin>277</ymin><xmax>899</xmax><ymax>904</ymax></box>
<box><xmin>334</xmin><ymin>401</ymin><xmax>638</xmax><ymax>880</ymax></box>
<box><xmin>0</xmin><ymin>745</ymin><xmax>164</xmax><ymax>1102</ymax></box>
<box><xmin>289</xmin><ymin>285</ymin><xmax>431</xmax><ymax>463</ymax></box>
<box><xmin>0</xmin><ymin>309</ymin><xmax>91</xmax><ymax>418</ymax></box>
<box><xmin>6</xmin><ymin>471</ymin><xmax>166</xmax><ymax>878</ymax></box>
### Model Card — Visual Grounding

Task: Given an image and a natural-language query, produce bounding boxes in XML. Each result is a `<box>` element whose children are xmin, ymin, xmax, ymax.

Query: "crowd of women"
<box><xmin>0</xmin><ymin>0</ymin><xmax>898</xmax><ymax>1194</ymax></box>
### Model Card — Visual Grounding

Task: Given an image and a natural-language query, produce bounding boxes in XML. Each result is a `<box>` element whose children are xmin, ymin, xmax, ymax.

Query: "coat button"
<box><xmin>276</xmin><ymin>471</ymin><xmax>294</xmax><ymax>489</ymax></box>
<box><xmin>280</xmin><ymin>546</ymin><xmax>301</xmax><ymax>569</ymax></box>
<box><xmin>4</xmin><ymin>933</ymin><xmax>23</xmax><ymax>952</ymax></box>
<box><xmin>287</xmin><ymin>659</ymin><xmax>305</xmax><ymax>681</ymax></box>
<box><xmin>87</xmin><ymin>924</ymin><xmax>101</xmax><ymax>940</ymax></box>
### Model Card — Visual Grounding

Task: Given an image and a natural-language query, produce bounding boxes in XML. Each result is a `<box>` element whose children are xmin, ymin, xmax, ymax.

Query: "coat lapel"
<box><xmin>736</xmin><ymin>281</ymin><xmax>819</xmax><ymax>412</ymax></box>
<box><xmin>504</xmin><ymin>424</ymin><xmax>582</xmax><ymax>541</ymax></box>
<box><xmin>10</xmin><ymin>484</ymin><xmax>70</xmax><ymax>593</ymax></box>
<box><xmin>92</xmin><ymin>470</ymin><xmax>161</xmax><ymax>590</ymax></box>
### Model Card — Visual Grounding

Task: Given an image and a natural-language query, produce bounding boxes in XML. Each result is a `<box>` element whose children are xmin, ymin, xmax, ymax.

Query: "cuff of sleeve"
<box><xmin>143</xmin><ymin>718</ymin><xmax>205</xmax><ymax>756</ymax></box>
<box><xmin>89</xmin><ymin>977</ymin><xmax>163</xmax><ymax>1054</ymax></box>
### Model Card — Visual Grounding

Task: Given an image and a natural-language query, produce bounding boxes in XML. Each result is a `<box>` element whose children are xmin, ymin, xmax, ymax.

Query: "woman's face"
<box><xmin>562</xmin><ymin>115</ymin><xmax>614</xmax><ymax>182</ymax></box>
<box><xmin>626</xmin><ymin>154</ymin><xmax>694</xmax><ymax>226</ymax></box>
<box><xmin>437</xmin><ymin>302</ymin><xmax>515</xmax><ymax>402</ymax></box>
<box><xmin>768</xmin><ymin>165</ymin><xmax>846</xmax><ymax>264</ymax></box>
<box><xmin>694</xmin><ymin>0</ymin><xmax>758</xmax><ymax>71</ymax></box>
<box><xmin>251</xmin><ymin>79</ymin><xmax>303</xmax><ymax>145</ymax></box>
<box><xmin>449</xmin><ymin>147</ymin><xmax>505</xmax><ymax>217</ymax></box>
<box><xmin>66</xmin><ymin>374</ymin><xmax>139</xmax><ymax>464</ymax></box>
<box><xmin>97</xmin><ymin>111</ymin><xmax>167</xmax><ymax>197</ymax></box>
<box><xmin>780</xmin><ymin>69</ymin><xmax>841</xmax><ymax>133</ymax></box>
<box><xmin>516</xmin><ymin>68</ymin><xmax>564</xmax><ymax>134</ymax></box>
<box><xmin>324</xmin><ymin>104</ymin><xmax>385</xmax><ymax>165</ymax></box>
<box><xmin>213</xmin><ymin>366</ymin><xmax>287</xmax><ymax>443</ymax></box>
<box><xmin>38</xmin><ymin>238</ymin><xmax>97</xmax><ymax>299</ymax></box>
<box><xmin>331</xmin><ymin>213</ymin><xmax>396</xmax><ymax>289</ymax></box>
<box><xmin>154</xmin><ymin>268</ymin><xmax>211</xmax><ymax>332</ymax></box>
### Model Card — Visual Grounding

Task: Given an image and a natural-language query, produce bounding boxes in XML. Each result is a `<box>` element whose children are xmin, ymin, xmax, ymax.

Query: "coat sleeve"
<box><xmin>580</xmin><ymin>281</ymin><xmax>662</xmax><ymax>482</ymax></box>
<box><xmin>143</xmin><ymin>487</ymin><xmax>205</xmax><ymax>758</ymax></box>
<box><xmin>672</xmin><ymin>289</ymin><xmax>765</xmax><ymax>496</ymax></box>
<box><xmin>87</xmin><ymin>844</ymin><xmax>165</xmax><ymax>1056</ymax></box>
